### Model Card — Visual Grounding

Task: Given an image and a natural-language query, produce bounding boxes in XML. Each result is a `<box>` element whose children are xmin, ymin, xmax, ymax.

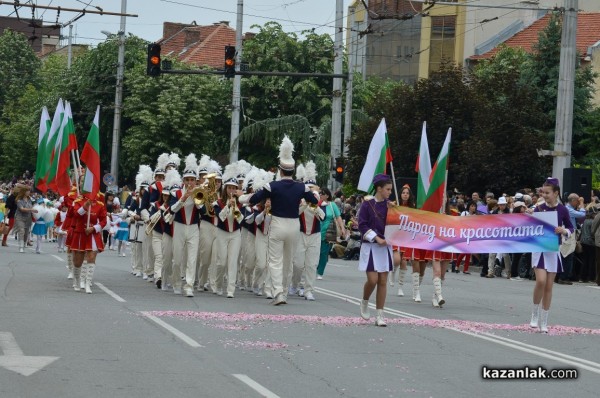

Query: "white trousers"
<box><xmin>237</xmin><ymin>228</ymin><xmax>248</xmax><ymax>285</ymax></box>
<box><xmin>131</xmin><ymin>242</ymin><xmax>143</xmax><ymax>272</ymax></box>
<box><xmin>214</xmin><ymin>229</ymin><xmax>241</xmax><ymax>296</ymax></box>
<box><xmin>267</xmin><ymin>217</ymin><xmax>300</xmax><ymax>298</ymax></box>
<box><xmin>151</xmin><ymin>230</ymin><xmax>164</xmax><ymax>279</ymax></box>
<box><xmin>143</xmin><ymin>235</ymin><xmax>154</xmax><ymax>275</ymax></box>
<box><xmin>197</xmin><ymin>221</ymin><xmax>216</xmax><ymax>287</ymax></box>
<box><xmin>162</xmin><ymin>234</ymin><xmax>173</xmax><ymax>286</ymax></box>
<box><xmin>242</xmin><ymin>232</ymin><xmax>256</xmax><ymax>288</ymax></box>
<box><xmin>292</xmin><ymin>232</ymin><xmax>321</xmax><ymax>294</ymax></box>
<box><xmin>172</xmin><ymin>222</ymin><xmax>199</xmax><ymax>290</ymax></box>
<box><xmin>254</xmin><ymin>230</ymin><xmax>269</xmax><ymax>292</ymax></box>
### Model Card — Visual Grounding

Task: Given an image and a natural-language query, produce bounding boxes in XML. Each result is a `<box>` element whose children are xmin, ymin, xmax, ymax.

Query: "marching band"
<box><xmin>44</xmin><ymin>136</ymin><xmax>340</xmax><ymax>309</ymax></box>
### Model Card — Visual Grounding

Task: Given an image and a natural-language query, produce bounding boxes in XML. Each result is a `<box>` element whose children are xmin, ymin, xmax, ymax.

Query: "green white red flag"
<box><xmin>420</xmin><ymin>128</ymin><xmax>451</xmax><ymax>213</ymax></box>
<box><xmin>81</xmin><ymin>106</ymin><xmax>101</xmax><ymax>200</ymax></box>
<box><xmin>415</xmin><ymin>122</ymin><xmax>432</xmax><ymax>209</ymax></box>
<box><xmin>48</xmin><ymin>101</ymin><xmax>78</xmax><ymax>196</ymax></box>
<box><xmin>358</xmin><ymin>118</ymin><xmax>393</xmax><ymax>192</ymax></box>
<box><xmin>34</xmin><ymin>107</ymin><xmax>51</xmax><ymax>193</ymax></box>
<box><xmin>44</xmin><ymin>99</ymin><xmax>65</xmax><ymax>189</ymax></box>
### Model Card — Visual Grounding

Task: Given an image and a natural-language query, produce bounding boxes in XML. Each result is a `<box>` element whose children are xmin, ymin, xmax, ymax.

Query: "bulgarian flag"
<box><xmin>34</xmin><ymin>107</ymin><xmax>52</xmax><ymax>193</ymax></box>
<box><xmin>421</xmin><ymin>128</ymin><xmax>452</xmax><ymax>213</ymax></box>
<box><xmin>358</xmin><ymin>118</ymin><xmax>393</xmax><ymax>192</ymax></box>
<box><xmin>81</xmin><ymin>106</ymin><xmax>101</xmax><ymax>200</ymax></box>
<box><xmin>49</xmin><ymin>101</ymin><xmax>78</xmax><ymax>196</ymax></box>
<box><xmin>45</xmin><ymin>99</ymin><xmax>65</xmax><ymax>187</ymax></box>
<box><xmin>415</xmin><ymin>122</ymin><xmax>432</xmax><ymax>209</ymax></box>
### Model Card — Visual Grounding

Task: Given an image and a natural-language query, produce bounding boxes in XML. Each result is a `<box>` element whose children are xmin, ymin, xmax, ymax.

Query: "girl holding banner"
<box><xmin>358</xmin><ymin>174</ymin><xmax>394</xmax><ymax>327</ymax></box>
<box><xmin>530</xmin><ymin>177</ymin><xmax>574</xmax><ymax>333</ymax></box>
<box><xmin>390</xmin><ymin>185</ymin><xmax>414</xmax><ymax>297</ymax></box>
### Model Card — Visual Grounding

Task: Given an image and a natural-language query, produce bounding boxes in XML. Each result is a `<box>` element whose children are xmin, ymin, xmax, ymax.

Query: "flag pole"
<box><xmin>389</xmin><ymin>161</ymin><xmax>399</xmax><ymax>203</ymax></box>
<box><xmin>71</xmin><ymin>151</ymin><xmax>80</xmax><ymax>195</ymax></box>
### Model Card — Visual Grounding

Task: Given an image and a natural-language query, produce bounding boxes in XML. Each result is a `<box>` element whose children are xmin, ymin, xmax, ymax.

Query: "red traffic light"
<box><xmin>147</xmin><ymin>43</ymin><xmax>162</xmax><ymax>77</ymax></box>
<box><xmin>224</xmin><ymin>45</ymin><xmax>236</xmax><ymax>78</ymax></box>
<box><xmin>149</xmin><ymin>55</ymin><xmax>160</xmax><ymax>66</ymax></box>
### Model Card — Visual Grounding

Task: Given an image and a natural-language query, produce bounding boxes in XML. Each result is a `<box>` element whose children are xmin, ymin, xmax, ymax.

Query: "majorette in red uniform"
<box><xmin>69</xmin><ymin>193</ymin><xmax>107</xmax><ymax>294</ymax></box>
<box><xmin>69</xmin><ymin>195</ymin><xmax>107</xmax><ymax>252</ymax></box>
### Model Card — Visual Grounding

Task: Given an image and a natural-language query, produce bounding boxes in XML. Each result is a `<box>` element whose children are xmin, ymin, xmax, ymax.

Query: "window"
<box><xmin>429</xmin><ymin>15</ymin><xmax>456</xmax><ymax>73</ymax></box>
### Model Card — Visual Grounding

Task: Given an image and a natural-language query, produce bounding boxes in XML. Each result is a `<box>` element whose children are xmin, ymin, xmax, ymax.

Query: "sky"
<box><xmin>2</xmin><ymin>0</ymin><xmax>353</xmax><ymax>45</ymax></box>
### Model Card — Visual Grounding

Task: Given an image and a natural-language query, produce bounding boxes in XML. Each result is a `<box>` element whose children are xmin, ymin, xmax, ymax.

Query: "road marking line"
<box><xmin>51</xmin><ymin>255</ymin><xmax>64</xmax><ymax>262</ymax></box>
<box><xmin>95</xmin><ymin>282</ymin><xmax>126</xmax><ymax>302</ymax></box>
<box><xmin>315</xmin><ymin>286</ymin><xmax>600</xmax><ymax>374</ymax></box>
<box><xmin>232</xmin><ymin>374</ymin><xmax>280</xmax><ymax>398</ymax></box>
<box><xmin>141</xmin><ymin>312</ymin><xmax>204</xmax><ymax>348</ymax></box>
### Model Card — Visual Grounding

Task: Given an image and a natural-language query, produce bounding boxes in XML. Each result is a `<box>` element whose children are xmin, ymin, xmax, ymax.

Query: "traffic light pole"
<box><xmin>230</xmin><ymin>0</ymin><xmax>244</xmax><ymax>163</ymax></box>
<box><xmin>109</xmin><ymin>0</ymin><xmax>127</xmax><ymax>190</ymax></box>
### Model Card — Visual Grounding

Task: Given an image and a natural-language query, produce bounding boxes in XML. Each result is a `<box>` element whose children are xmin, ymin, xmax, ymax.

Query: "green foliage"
<box><xmin>0</xmin><ymin>29</ymin><xmax>41</xmax><ymax>119</ymax></box>
<box><xmin>124</xmin><ymin>67</ymin><xmax>231</xmax><ymax>179</ymax></box>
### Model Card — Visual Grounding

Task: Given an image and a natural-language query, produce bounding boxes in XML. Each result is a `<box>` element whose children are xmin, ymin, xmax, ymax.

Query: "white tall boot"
<box><xmin>73</xmin><ymin>267</ymin><xmax>81</xmax><ymax>292</ymax></box>
<box><xmin>529</xmin><ymin>304</ymin><xmax>540</xmax><ymax>328</ymax></box>
<box><xmin>412</xmin><ymin>272</ymin><xmax>421</xmax><ymax>302</ymax></box>
<box><xmin>80</xmin><ymin>262</ymin><xmax>88</xmax><ymax>289</ymax></box>
<box><xmin>540</xmin><ymin>309</ymin><xmax>549</xmax><ymax>333</ymax></box>
<box><xmin>85</xmin><ymin>263</ymin><xmax>95</xmax><ymax>294</ymax></box>
<box><xmin>360</xmin><ymin>299</ymin><xmax>370</xmax><ymax>320</ymax></box>
<box><xmin>375</xmin><ymin>309</ymin><xmax>387</xmax><ymax>327</ymax></box>
<box><xmin>67</xmin><ymin>252</ymin><xmax>74</xmax><ymax>280</ymax></box>
<box><xmin>397</xmin><ymin>268</ymin><xmax>406</xmax><ymax>296</ymax></box>
<box><xmin>433</xmin><ymin>277</ymin><xmax>445</xmax><ymax>307</ymax></box>
<box><xmin>389</xmin><ymin>266</ymin><xmax>397</xmax><ymax>286</ymax></box>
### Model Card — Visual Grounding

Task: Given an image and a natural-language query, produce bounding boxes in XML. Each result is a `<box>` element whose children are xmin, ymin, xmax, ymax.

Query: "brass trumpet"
<box><xmin>145</xmin><ymin>211</ymin><xmax>162</xmax><ymax>235</ymax></box>
<box><xmin>190</xmin><ymin>173</ymin><xmax>218</xmax><ymax>215</ymax></box>
<box><xmin>230</xmin><ymin>193</ymin><xmax>241</xmax><ymax>218</ymax></box>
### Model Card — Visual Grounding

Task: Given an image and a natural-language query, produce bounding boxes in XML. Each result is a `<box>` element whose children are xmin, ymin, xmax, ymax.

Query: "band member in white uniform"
<box><xmin>291</xmin><ymin>161</ymin><xmax>324</xmax><ymax>301</ymax></box>
<box><xmin>239</xmin><ymin>137</ymin><xmax>318</xmax><ymax>305</ymax></box>
<box><xmin>212</xmin><ymin>173</ymin><xmax>244</xmax><ymax>298</ymax></box>
<box><xmin>169</xmin><ymin>154</ymin><xmax>202</xmax><ymax>297</ymax></box>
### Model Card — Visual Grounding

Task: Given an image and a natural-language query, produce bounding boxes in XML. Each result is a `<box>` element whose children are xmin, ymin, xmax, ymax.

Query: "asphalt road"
<box><xmin>1</xmin><ymin>239</ymin><xmax>599</xmax><ymax>398</ymax></box>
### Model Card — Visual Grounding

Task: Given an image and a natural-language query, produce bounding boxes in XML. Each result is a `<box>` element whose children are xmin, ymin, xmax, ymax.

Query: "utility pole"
<box><xmin>229</xmin><ymin>0</ymin><xmax>244</xmax><ymax>163</ymax></box>
<box><xmin>110</xmin><ymin>0</ymin><xmax>127</xmax><ymax>188</ymax></box>
<box><xmin>330</xmin><ymin>0</ymin><xmax>344</xmax><ymax>189</ymax></box>
<box><xmin>67</xmin><ymin>25</ymin><xmax>73</xmax><ymax>69</ymax></box>
<box><xmin>343</xmin><ymin>6</ymin><xmax>356</xmax><ymax>156</ymax></box>
<box><xmin>552</xmin><ymin>0</ymin><xmax>578</xmax><ymax>188</ymax></box>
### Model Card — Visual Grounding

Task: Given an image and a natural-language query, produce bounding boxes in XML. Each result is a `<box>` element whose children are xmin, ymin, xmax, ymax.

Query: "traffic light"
<box><xmin>334</xmin><ymin>157</ymin><xmax>344</xmax><ymax>183</ymax></box>
<box><xmin>224</xmin><ymin>45</ymin><xmax>236</xmax><ymax>78</ymax></box>
<box><xmin>147</xmin><ymin>43</ymin><xmax>161</xmax><ymax>77</ymax></box>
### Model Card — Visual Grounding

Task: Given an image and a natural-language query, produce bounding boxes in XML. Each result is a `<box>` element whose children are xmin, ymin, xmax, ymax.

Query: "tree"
<box><xmin>123</xmin><ymin>66</ymin><xmax>232</xmax><ymax>180</ymax></box>
<box><xmin>0</xmin><ymin>29</ymin><xmax>41</xmax><ymax>120</ymax></box>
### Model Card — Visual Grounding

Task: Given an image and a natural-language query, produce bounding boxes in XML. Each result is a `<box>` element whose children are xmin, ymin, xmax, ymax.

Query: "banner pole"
<box><xmin>390</xmin><ymin>161</ymin><xmax>399</xmax><ymax>203</ymax></box>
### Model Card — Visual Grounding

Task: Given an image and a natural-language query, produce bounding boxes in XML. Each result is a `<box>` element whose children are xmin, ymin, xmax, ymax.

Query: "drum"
<box><xmin>128</xmin><ymin>221</ymin><xmax>146</xmax><ymax>243</ymax></box>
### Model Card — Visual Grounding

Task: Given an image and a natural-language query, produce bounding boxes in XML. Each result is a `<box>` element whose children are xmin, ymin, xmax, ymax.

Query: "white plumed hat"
<box><xmin>278</xmin><ymin>135</ymin><xmax>295</xmax><ymax>171</ymax></box>
<box><xmin>167</xmin><ymin>152</ymin><xmax>181</xmax><ymax>169</ymax></box>
<box><xmin>155</xmin><ymin>153</ymin><xmax>169</xmax><ymax>175</ymax></box>
<box><xmin>183</xmin><ymin>154</ymin><xmax>198</xmax><ymax>178</ymax></box>
<box><xmin>304</xmin><ymin>161</ymin><xmax>318</xmax><ymax>187</ymax></box>
<box><xmin>296</xmin><ymin>164</ymin><xmax>306</xmax><ymax>182</ymax></box>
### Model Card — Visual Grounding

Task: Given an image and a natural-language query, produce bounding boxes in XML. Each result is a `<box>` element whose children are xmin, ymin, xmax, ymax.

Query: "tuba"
<box><xmin>190</xmin><ymin>173</ymin><xmax>218</xmax><ymax>216</ymax></box>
